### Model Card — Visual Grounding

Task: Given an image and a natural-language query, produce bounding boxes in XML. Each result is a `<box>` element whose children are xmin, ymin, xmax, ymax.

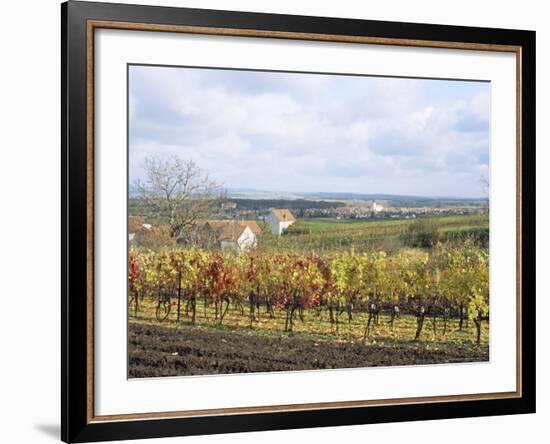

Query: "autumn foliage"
<box><xmin>128</xmin><ymin>241</ymin><xmax>489</xmax><ymax>342</ymax></box>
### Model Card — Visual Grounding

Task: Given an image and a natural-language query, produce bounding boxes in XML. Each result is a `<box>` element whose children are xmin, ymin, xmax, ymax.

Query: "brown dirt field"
<box><xmin>128</xmin><ymin>322</ymin><xmax>489</xmax><ymax>378</ymax></box>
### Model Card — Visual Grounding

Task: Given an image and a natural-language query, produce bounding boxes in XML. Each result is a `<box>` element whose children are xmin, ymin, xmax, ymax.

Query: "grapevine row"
<box><xmin>129</xmin><ymin>241</ymin><xmax>489</xmax><ymax>343</ymax></box>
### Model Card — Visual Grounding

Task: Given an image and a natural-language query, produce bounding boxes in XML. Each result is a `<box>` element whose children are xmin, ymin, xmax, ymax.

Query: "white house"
<box><xmin>204</xmin><ymin>220</ymin><xmax>261</xmax><ymax>252</ymax></box>
<box><xmin>266</xmin><ymin>209</ymin><xmax>295</xmax><ymax>235</ymax></box>
<box><xmin>372</xmin><ymin>201</ymin><xmax>384</xmax><ymax>213</ymax></box>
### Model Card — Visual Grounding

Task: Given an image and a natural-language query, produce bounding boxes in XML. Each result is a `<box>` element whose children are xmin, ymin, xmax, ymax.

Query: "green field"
<box><xmin>291</xmin><ymin>214</ymin><xmax>487</xmax><ymax>232</ymax></box>
<box><xmin>258</xmin><ymin>214</ymin><xmax>489</xmax><ymax>253</ymax></box>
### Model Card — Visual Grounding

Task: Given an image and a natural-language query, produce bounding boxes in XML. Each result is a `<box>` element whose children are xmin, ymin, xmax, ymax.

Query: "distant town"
<box><xmin>129</xmin><ymin>190</ymin><xmax>488</xmax><ymax>253</ymax></box>
<box><xmin>218</xmin><ymin>198</ymin><xmax>486</xmax><ymax>222</ymax></box>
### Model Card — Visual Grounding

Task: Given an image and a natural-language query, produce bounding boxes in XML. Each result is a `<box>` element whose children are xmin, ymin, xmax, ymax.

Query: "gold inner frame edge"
<box><xmin>85</xmin><ymin>19</ymin><xmax>523</xmax><ymax>423</ymax></box>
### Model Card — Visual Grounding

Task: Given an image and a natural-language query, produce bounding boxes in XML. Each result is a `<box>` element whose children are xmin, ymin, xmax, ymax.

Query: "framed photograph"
<box><xmin>62</xmin><ymin>1</ymin><xmax>535</xmax><ymax>442</ymax></box>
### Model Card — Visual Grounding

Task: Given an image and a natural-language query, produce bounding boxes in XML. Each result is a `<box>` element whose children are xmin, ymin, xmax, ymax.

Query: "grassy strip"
<box><xmin>130</xmin><ymin>298</ymin><xmax>489</xmax><ymax>351</ymax></box>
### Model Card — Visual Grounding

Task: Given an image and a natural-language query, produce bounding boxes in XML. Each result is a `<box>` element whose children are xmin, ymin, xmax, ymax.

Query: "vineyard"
<box><xmin>129</xmin><ymin>241</ymin><xmax>489</xmax><ymax>348</ymax></box>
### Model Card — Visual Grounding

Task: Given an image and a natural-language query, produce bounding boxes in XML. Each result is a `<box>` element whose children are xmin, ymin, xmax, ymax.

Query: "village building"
<box><xmin>220</xmin><ymin>201</ymin><xmax>237</xmax><ymax>210</ymax></box>
<box><xmin>266</xmin><ymin>209</ymin><xmax>295</xmax><ymax>235</ymax></box>
<box><xmin>204</xmin><ymin>220</ymin><xmax>261</xmax><ymax>252</ymax></box>
<box><xmin>372</xmin><ymin>201</ymin><xmax>384</xmax><ymax>213</ymax></box>
<box><xmin>128</xmin><ymin>216</ymin><xmax>150</xmax><ymax>241</ymax></box>
<box><xmin>128</xmin><ymin>216</ymin><xmax>174</xmax><ymax>249</ymax></box>
<box><xmin>128</xmin><ymin>216</ymin><xmax>262</xmax><ymax>252</ymax></box>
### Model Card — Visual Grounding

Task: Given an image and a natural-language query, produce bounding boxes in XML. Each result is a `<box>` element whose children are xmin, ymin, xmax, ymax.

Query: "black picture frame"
<box><xmin>61</xmin><ymin>1</ymin><xmax>536</xmax><ymax>442</ymax></box>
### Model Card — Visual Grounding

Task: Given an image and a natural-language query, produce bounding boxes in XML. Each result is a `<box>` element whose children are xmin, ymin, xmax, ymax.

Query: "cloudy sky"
<box><xmin>129</xmin><ymin>65</ymin><xmax>490</xmax><ymax>198</ymax></box>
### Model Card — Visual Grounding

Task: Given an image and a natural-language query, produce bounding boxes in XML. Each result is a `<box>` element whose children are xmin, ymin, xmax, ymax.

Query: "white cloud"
<box><xmin>129</xmin><ymin>66</ymin><xmax>490</xmax><ymax>197</ymax></box>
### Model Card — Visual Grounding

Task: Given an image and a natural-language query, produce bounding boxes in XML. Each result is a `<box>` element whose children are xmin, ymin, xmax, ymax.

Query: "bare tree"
<box><xmin>136</xmin><ymin>155</ymin><xmax>224</xmax><ymax>244</ymax></box>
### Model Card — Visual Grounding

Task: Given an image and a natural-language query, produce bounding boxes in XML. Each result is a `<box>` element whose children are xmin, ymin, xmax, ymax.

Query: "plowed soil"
<box><xmin>128</xmin><ymin>322</ymin><xmax>489</xmax><ymax>378</ymax></box>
